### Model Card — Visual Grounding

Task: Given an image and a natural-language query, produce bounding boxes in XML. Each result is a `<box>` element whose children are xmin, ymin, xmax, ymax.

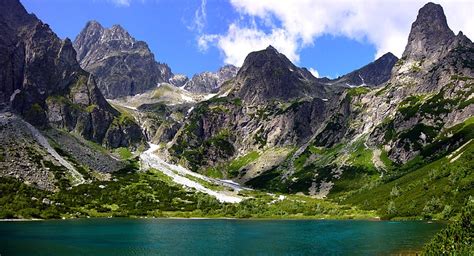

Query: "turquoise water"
<box><xmin>0</xmin><ymin>219</ymin><xmax>443</xmax><ymax>255</ymax></box>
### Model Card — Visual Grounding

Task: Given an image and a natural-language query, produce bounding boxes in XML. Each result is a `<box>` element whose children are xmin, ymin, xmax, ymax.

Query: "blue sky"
<box><xmin>20</xmin><ymin>0</ymin><xmax>473</xmax><ymax>78</ymax></box>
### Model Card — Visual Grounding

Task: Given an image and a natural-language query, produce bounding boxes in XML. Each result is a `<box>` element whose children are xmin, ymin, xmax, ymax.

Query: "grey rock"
<box><xmin>0</xmin><ymin>0</ymin><xmax>144</xmax><ymax>149</ymax></box>
<box><xmin>184</xmin><ymin>65</ymin><xmax>238</xmax><ymax>93</ymax></box>
<box><xmin>169</xmin><ymin>74</ymin><xmax>189</xmax><ymax>87</ymax></box>
<box><xmin>331</xmin><ymin>52</ymin><xmax>398</xmax><ymax>87</ymax></box>
<box><xmin>73</xmin><ymin>21</ymin><xmax>173</xmax><ymax>98</ymax></box>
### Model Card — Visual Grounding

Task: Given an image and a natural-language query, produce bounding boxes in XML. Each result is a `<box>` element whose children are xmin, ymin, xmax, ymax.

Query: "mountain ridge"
<box><xmin>73</xmin><ymin>21</ymin><xmax>173</xmax><ymax>99</ymax></box>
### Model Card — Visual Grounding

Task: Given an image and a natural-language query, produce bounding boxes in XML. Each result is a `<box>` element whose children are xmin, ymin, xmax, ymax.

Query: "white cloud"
<box><xmin>309</xmin><ymin>68</ymin><xmax>320</xmax><ymax>78</ymax></box>
<box><xmin>109</xmin><ymin>0</ymin><xmax>131</xmax><ymax>7</ymax></box>
<box><xmin>190</xmin><ymin>0</ymin><xmax>208</xmax><ymax>33</ymax></box>
<box><xmin>200</xmin><ymin>0</ymin><xmax>474</xmax><ymax>67</ymax></box>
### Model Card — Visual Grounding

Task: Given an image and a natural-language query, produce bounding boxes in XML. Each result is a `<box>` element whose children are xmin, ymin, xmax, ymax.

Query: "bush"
<box><xmin>423</xmin><ymin>203</ymin><xmax>473</xmax><ymax>255</ymax></box>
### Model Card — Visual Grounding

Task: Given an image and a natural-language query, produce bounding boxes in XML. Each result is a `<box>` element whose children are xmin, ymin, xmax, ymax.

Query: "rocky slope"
<box><xmin>248</xmin><ymin>2</ymin><xmax>474</xmax><ymax>197</ymax></box>
<box><xmin>330</xmin><ymin>52</ymin><xmax>398</xmax><ymax>87</ymax></box>
<box><xmin>0</xmin><ymin>0</ymin><xmax>144</xmax><ymax>189</ymax></box>
<box><xmin>73</xmin><ymin>21</ymin><xmax>173</xmax><ymax>99</ymax></box>
<box><xmin>153</xmin><ymin>3</ymin><xmax>473</xmax><ymax>201</ymax></box>
<box><xmin>160</xmin><ymin>46</ymin><xmax>341</xmax><ymax>175</ymax></box>
<box><xmin>315</xmin><ymin>2</ymin><xmax>473</xmax><ymax>163</ymax></box>
<box><xmin>184</xmin><ymin>65</ymin><xmax>239</xmax><ymax>93</ymax></box>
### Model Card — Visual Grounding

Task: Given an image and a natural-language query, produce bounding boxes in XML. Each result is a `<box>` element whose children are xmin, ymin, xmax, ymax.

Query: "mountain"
<box><xmin>73</xmin><ymin>21</ymin><xmax>173</xmax><ymax>99</ymax></box>
<box><xmin>0</xmin><ymin>0</ymin><xmax>144</xmax><ymax>189</ymax></box>
<box><xmin>331</xmin><ymin>52</ymin><xmax>398</xmax><ymax>87</ymax></box>
<box><xmin>402</xmin><ymin>2</ymin><xmax>455</xmax><ymax>61</ymax></box>
<box><xmin>159</xmin><ymin>2</ymin><xmax>473</xmax><ymax>210</ymax></box>
<box><xmin>169</xmin><ymin>74</ymin><xmax>189</xmax><ymax>87</ymax></box>
<box><xmin>0</xmin><ymin>0</ymin><xmax>472</xmax><ymax>228</ymax></box>
<box><xmin>252</xmin><ymin>2</ymin><xmax>473</xmax><ymax>202</ymax></box>
<box><xmin>184</xmin><ymin>65</ymin><xmax>238</xmax><ymax>93</ymax></box>
<box><xmin>233</xmin><ymin>46</ymin><xmax>331</xmax><ymax>105</ymax></box>
<box><xmin>163</xmin><ymin>46</ymin><xmax>340</xmax><ymax>177</ymax></box>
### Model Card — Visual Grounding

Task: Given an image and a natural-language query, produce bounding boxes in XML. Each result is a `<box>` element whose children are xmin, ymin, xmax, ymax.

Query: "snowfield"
<box><xmin>140</xmin><ymin>143</ymin><xmax>246</xmax><ymax>203</ymax></box>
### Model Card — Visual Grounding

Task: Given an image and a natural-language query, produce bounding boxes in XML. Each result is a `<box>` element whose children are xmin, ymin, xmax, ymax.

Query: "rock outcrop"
<box><xmin>166</xmin><ymin>46</ymin><xmax>337</xmax><ymax>172</ymax></box>
<box><xmin>184</xmin><ymin>65</ymin><xmax>239</xmax><ymax>93</ymax></box>
<box><xmin>315</xmin><ymin>2</ymin><xmax>473</xmax><ymax>164</ymax></box>
<box><xmin>233</xmin><ymin>46</ymin><xmax>330</xmax><ymax>105</ymax></box>
<box><xmin>73</xmin><ymin>21</ymin><xmax>172</xmax><ymax>99</ymax></box>
<box><xmin>331</xmin><ymin>52</ymin><xmax>398</xmax><ymax>87</ymax></box>
<box><xmin>0</xmin><ymin>0</ymin><xmax>144</xmax><ymax>149</ymax></box>
<box><xmin>163</xmin><ymin>3</ymin><xmax>473</xmax><ymax>189</ymax></box>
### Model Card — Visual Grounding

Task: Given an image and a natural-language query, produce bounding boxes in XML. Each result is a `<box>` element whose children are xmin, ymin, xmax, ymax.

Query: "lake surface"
<box><xmin>0</xmin><ymin>218</ymin><xmax>443</xmax><ymax>255</ymax></box>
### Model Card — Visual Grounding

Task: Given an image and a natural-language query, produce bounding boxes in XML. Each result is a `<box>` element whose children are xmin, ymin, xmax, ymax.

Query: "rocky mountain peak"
<box><xmin>238</xmin><ymin>45</ymin><xmax>295</xmax><ymax>77</ymax></box>
<box><xmin>106</xmin><ymin>24</ymin><xmax>134</xmax><ymax>44</ymax></box>
<box><xmin>0</xmin><ymin>0</ymin><xmax>36</xmax><ymax>30</ymax></box>
<box><xmin>85</xmin><ymin>20</ymin><xmax>104</xmax><ymax>31</ymax></box>
<box><xmin>402</xmin><ymin>2</ymin><xmax>455</xmax><ymax>60</ymax></box>
<box><xmin>183</xmin><ymin>65</ymin><xmax>238</xmax><ymax>93</ymax></box>
<box><xmin>235</xmin><ymin>46</ymin><xmax>323</xmax><ymax>104</ymax></box>
<box><xmin>332</xmin><ymin>52</ymin><xmax>398</xmax><ymax>87</ymax></box>
<box><xmin>0</xmin><ymin>0</ymin><xmax>144</xmax><ymax>148</ymax></box>
<box><xmin>73</xmin><ymin>21</ymin><xmax>173</xmax><ymax>98</ymax></box>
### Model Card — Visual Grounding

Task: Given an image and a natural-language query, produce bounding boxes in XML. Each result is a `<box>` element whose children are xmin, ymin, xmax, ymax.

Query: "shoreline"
<box><xmin>0</xmin><ymin>218</ymin><xmax>43</xmax><ymax>222</ymax></box>
<box><xmin>0</xmin><ymin>216</ymin><xmax>443</xmax><ymax>222</ymax></box>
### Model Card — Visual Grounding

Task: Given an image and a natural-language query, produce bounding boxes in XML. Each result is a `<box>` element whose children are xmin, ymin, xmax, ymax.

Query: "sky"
<box><xmin>21</xmin><ymin>0</ymin><xmax>473</xmax><ymax>78</ymax></box>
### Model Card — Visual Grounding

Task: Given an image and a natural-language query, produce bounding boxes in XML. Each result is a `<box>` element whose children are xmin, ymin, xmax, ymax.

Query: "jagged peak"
<box><xmin>380</xmin><ymin>52</ymin><xmax>397</xmax><ymax>59</ymax></box>
<box><xmin>240</xmin><ymin>45</ymin><xmax>294</xmax><ymax>73</ymax></box>
<box><xmin>0</xmin><ymin>0</ymin><xmax>36</xmax><ymax>29</ymax></box>
<box><xmin>402</xmin><ymin>2</ymin><xmax>455</xmax><ymax>59</ymax></box>
<box><xmin>265</xmin><ymin>45</ymin><xmax>278</xmax><ymax>52</ymax></box>
<box><xmin>110</xmin><ymin>24</ymin><xmax>127</xmax><ymax>33</ymax></box>
<box><xmin>84</xmin><ymin>20</ymin><xmax>104</xmax><ymax>31</ymax></box>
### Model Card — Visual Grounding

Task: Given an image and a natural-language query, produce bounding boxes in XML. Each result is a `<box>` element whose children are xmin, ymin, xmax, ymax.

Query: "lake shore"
<box><xmin>0</xmin><ymin>215</ymin><xmax>437</xmax><ymax>222</ymax></box>
<box><xmin>0</xmin><ymin>218</ymin><xmax>43</xmax><ymax>222</ymax></box>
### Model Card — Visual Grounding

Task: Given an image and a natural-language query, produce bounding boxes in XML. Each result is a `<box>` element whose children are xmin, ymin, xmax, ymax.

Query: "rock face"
<box><xmin>73</xmin><ymin>21</ymin><xmax>172</xmax><ymax>99</ymax></box>
<box><xmin>332</xmin><ymin>52</ymin><xmax>398</xmax><ymax>87</ymax></box>
<box><xmin>184</xmin><ymin>65</ymin><xmax>238</xmax><ymax>93</ymax></box>
<box><xmin>169</xmin><ymin>74</ymin><xmax>189</xmax><ymax>87</ymax></box>
<box><xmin>161</xmin><ymin>2</ymin><xmax>472</xmax><ymax>192</ymax></box>
<box><xmin>165</xmin><ymin>46</ymin><xmax>339</xmax><ymax>172</ymax></box>
<box><xmin>234</xmin><ymin>46</ymin><xmax>329</xmax><ymax>105</ymax></box>
<box><xmin>315</xmin><ymin>2</ymin><xmax>473</xmax><ymax>164</ymax></box>
<box><xmin>402</xmin><ymin>2</ymin><xmax>455</xmax><ymax>61</ymax></box>
<box><xmin>0</xmin><ymin>0</ymin><xmax>144</xmax><ymax>148</ymax></box>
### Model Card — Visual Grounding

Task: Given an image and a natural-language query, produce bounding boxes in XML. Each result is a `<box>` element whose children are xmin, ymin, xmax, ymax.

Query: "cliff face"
<box><xmin>161</xmin><ymin>3</ymin><xmax>472</xmax><ymax>191</ymax></box>
<box><xmin>73</xmin><ymin>21</ymin><xmax>173</xmax><ymax>99</ymax></box>
<box><xmin>0</xmin><ymin>0</ymin><xmax>144</xmax><ymax>148</ymax></box>
<box><xmin>184</xmin><ymin>65</ymin><xmax>239</xmax><ymax>93</ymax></box>
<box><xmin>314</xmin><ymin>3</ymin><xmax>473</xmax><ymax>163</ymax></box>
<box><xmin>164</xmin><ymin>46</ymin><xmax>338</xmax><ymax>172</ymax></box>
<box><xmin>331</xmin><ymin>52</ymin><xmax>398</xmax><ymax>87</ymax></box>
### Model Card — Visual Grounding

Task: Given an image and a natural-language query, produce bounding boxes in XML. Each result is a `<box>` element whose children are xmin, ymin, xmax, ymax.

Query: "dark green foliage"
<box><xmin>245</xmin><ymin>167</ymin><xmax>284</xmax><ymax>192</ymax></box>
<box><xmin>398</xmin><ymin>95</ymin><xmax>423</xmax><ymax>120</ymax></box>
<box><xmin>397</xmin><ymin>90</ymin><xmax>459</xmax><ymax>121</ymax></box>
<box><xmin>346</xmin><ymin>87</ymin><xmax>371</xmax><ymax>98</ymax></box>
<box><xmin>342</xmin><ymin>141</ymin><xmax>474</xmax><ymax>219</ymax></box>
<box><xmin>398</xmin><ymin>124</ymin><xmax>438</xmax><ymax>151</ymax></box>
<box><xmin>423</xmin><ymin>203</ymin><xmax>473</xmax><ymax>255</ymax></box>
<box><xmin>254</xmin><ymin>128</ymin><xmax>267</xmax><ymax>149</ymax></box>
<box><xmin>227</xmin><ymin>151</ymin><xmax>260</xmax><ymax>178</ymax></box>
<box><xmin>0</xmin><ymin>177</ymin><xmax>60</xmax><ymax>219</ymax></box>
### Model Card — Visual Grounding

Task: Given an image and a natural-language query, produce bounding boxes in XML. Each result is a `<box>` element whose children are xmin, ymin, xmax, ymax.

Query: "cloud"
<box><xmin>199</xmin><ymin>0</ymin><xmax>474</xmax><ymax>67</ymax></box>
<box><xmin>309</xmin><ymin>68</ymin><xmax>320</xmax><ymax>78</ymax></box>
<box><xmin>109</xmin><ymin>0</ymin><xmax>131</xmax><ymax>7</ymax></box>
<box><xmin>191</xmin><ymin>0</ymin><xmax>208</xmax><ymax>33</ymax></box>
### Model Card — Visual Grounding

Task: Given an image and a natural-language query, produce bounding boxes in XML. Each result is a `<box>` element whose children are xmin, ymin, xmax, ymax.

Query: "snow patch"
<box><xmin>140</xmin><ymin>143</ymin><xmax>246</xmax><ymax>203</ymax></box>
<box><xmin>10</xmin><ymin>89</ymin><xmax>21</xmax><ymax>102</ymax></box>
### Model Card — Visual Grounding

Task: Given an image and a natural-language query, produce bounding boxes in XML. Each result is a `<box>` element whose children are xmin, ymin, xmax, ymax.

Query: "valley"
<box><xmin>0</xmin><ymin>0</ymin><xmax>472</xmax><ymax>254</ymax></box>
